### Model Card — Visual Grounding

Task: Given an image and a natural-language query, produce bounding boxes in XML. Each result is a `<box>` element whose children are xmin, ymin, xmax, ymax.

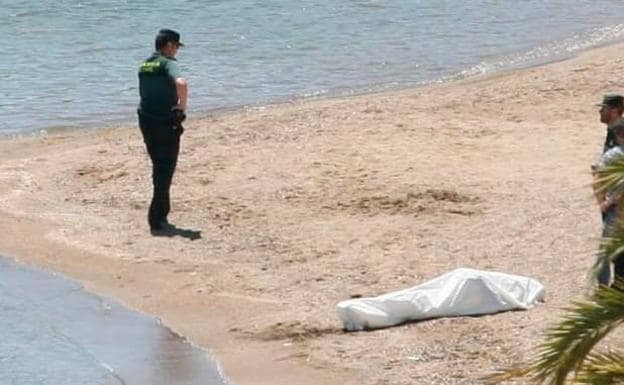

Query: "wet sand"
<box><xmin>2</xmin><ymin>43</ymin><xmax>624</xmax><ymax>384</ymax></box>
<box><xmin>1</xmin><ymin>255</ymin><xmax>227</xmax><ymax>385</ymax></box>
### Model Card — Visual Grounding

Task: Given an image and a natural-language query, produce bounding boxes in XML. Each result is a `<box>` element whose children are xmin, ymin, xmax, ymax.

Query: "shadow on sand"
<box><xmin>150</xmin><ymin>223</ymin><xmax>202</xmax><ymax>240</ymax></box>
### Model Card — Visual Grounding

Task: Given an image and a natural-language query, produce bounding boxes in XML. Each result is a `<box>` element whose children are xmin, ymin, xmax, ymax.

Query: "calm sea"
<box><xmin>3</xmin><ymin>1</ymin><xmax>624</xmax><ymax>134</ymax></box>
<box><xmin>0</xmin><ymin>255</ymin><xmax>228</xmax><ymax>385</ymax></box>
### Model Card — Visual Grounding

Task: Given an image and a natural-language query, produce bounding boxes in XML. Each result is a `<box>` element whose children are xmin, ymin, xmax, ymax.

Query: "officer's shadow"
<box><xmin>151</xmin><ymin>223</ymin><xmax>202</xmax><ymax>240</ymax></box>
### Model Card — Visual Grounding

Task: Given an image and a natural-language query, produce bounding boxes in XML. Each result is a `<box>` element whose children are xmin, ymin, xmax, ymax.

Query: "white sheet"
<box><xmin>337</xmin><ymin>268</ymin><xmax>545</xmax><ymax>331</ymax></box>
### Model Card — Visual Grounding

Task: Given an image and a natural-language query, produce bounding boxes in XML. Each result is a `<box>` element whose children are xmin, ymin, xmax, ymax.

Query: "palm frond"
<box><xmin>593</xmin><ymin>224</ymin><xmax>624</xmax><ymax>283</ymax></box>
<box><xmin>576</xmin><ymin>350</ymin><xmax>624</xmax><ymax>385</ymax></box>
<box><xmin>594</xmin><ymin>157</ymin><xmax>624</xmax><ymax>195</ymax></box>
<box><xmin>485</xmin><ymin>366</ymin><xmax>533</xmax><ymax>384</ymax></box>
<box><xmin>530</xmin><ymin>287</ymin><xmax>624</xmax><ymax>384</ymax></box>
<box><xmin>487</xmin><ymin>287</ymin><xmax>624</xmax><ymax>384</ymax></box>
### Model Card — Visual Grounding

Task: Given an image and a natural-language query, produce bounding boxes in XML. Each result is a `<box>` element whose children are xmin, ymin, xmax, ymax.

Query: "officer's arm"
<box><xmin>593</xmin><ymin>185</ymin><xmax>606</xmax><ymax>206</ymax></box>
<box><xmin>174</xmin><ymin>77</ymin><xmax>188</xmax><ymax>111</ymax></box>
<box><xmin>593</xmin><ymin>168</ymin><xmax>607</xmax><ymax>206</ymax></box>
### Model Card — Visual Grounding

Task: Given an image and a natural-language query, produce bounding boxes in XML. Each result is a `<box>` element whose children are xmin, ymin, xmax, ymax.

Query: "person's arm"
<box><xmin>173</xmin><ymin>77</ymin><xmax>188</xmax><ymax>111</ymax></box>
<box><xmin>592</xmin><ymin>164</ymin><xmax>607</xmax><ymax>206</ymax></box>
<box><xmin>166</xmin><ymin>60</ymin><xmax>187</xmax><ymax>111</ymax></box>
<box><xmin>593</xmin><ymin>151</ymin><xmax>614</xmax><ymax>206</ymax></box>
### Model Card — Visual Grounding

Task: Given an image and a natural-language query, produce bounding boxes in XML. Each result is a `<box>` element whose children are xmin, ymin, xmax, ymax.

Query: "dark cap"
<box><xmin>598</xmin><ymin>94</ymin><xmax>624</xmax><ymax>108</ymax></box>
<box><xmin>155</xmin><ymin>29</ymin><xmax>184</xmax><ymax>48</ymax></box>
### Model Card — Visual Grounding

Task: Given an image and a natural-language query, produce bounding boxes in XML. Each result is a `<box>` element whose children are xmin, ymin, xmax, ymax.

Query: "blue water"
<box><xmin>2</xmin><ymin>1</ymin><xmax>624</xmax><ymax>134</ymax></box>
<box><xmin>0</xmin><ymin>255</ymin><xmax>228</xmax><ymax>385</ymax></box>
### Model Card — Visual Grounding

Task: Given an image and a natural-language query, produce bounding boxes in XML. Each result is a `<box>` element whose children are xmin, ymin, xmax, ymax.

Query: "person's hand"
<box><xmin>600</xmin><ymin>199</ymin><xmax>613</xmax><ymax>213</ymax></box>
<box><xmin>172</xmin><ymin>109</ymin><xmax>186</xmax><ymax>124</ymax></box>
<box><xmin>591</xmin><ymin>164</ymin><xmax>599</xmax><ymax>176</ymax></box>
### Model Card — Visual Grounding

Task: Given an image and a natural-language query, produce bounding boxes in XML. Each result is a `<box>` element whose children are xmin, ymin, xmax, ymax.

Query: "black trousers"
<box><xmin>601</xmin><ymin>207</ymin><xmax>624</xmax><ymax>286</ymax></box>
<box><xmin>138</xmin><ymin>111</ymin><xmax>181</xmax><ymax>229</ymax></box>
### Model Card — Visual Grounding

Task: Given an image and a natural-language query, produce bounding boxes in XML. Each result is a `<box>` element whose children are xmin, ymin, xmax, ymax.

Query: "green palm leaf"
<box><xmin>594</xmin><ymin>157</ymin><xmax>624</xmax><ymax>195</ymax></box>
<box><xmin>576</xmin><ymin>351</ymin><xmax>624</xmax><ymax>385</ymax></box>
<box><xmin>487</xmin><ymin>287</ymin><xmax>624</xmax><ymax>384</ymax></box>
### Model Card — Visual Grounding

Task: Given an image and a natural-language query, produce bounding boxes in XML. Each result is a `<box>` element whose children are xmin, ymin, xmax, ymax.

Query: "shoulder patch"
<box><xmin>139</xmin><ymin>61</ymin><xmax>161</xmax><ymax>73</ymax></box>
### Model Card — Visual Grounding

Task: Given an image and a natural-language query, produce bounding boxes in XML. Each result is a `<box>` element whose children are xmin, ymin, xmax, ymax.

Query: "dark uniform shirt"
<box><xmin>604</xmin><ymin>127</ymin><xmax>615</xmax><ymax>154</ymax></box>
<box><xmin>138</xmin><ymin>52</ymin><xmax>182</xmax><ymax>118</ymax></box>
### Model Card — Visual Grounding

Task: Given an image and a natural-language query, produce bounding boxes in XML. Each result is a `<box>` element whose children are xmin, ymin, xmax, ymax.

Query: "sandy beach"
<box><xmin>2</xmin><ymin>43</ymin><xmax>624</xmax><ymax>384</ymax></box>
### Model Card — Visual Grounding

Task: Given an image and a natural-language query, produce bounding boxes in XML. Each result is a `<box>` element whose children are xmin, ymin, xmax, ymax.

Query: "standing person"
<box><xmin>137</xmin><ymin>29</ymin><xmax>188</xmax><ymax>233</ymax></box>
<box><xmin>598</xmin><ymin>94</ymin><xmax>624</xmax><ymax>153</ymax></box>
<box><xmin>593</xmin><ymin>119</ymin><xmax>624</xmax><ymax>286</ymax></box>
<box><xmin>593</xmin><ymin>94</ymin><xmax>624</xmax><ymax>284</ymax></box>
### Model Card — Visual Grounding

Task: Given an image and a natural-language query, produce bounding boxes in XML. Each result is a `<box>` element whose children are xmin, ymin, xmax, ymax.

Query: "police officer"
<box><xmin>137</xmin><ymin>29</ymin><xmax>188</xmax><ymax>233</ymax></box>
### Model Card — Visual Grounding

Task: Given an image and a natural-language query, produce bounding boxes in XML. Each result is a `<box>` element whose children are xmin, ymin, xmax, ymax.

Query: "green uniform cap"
<box><xmin>598</xmin><ymin>94</ymin><xmax>624</xmax><ymax>108</ymax></box>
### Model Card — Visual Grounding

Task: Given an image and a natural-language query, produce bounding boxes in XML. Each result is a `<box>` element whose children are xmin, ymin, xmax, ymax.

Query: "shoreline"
<box><xmin>7</xmin><ymin>36</ymin><xmax>624</xmax><ymax>140</ymax></box>
<box><xmin>0</xmin><ymin>253</ymin><xmax>228</xmax><ymax>385</ymax></box>
<box><xmin>3</xmin><ymin>42</ymin><xmax>624</xmax><ymax>384</ymax></box>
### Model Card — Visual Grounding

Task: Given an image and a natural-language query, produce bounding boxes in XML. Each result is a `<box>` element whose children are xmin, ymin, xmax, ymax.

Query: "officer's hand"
<box><xmin>172</xmin><ymin>109</ymin><xmax>186</xmax><ymax>124</ymax></box>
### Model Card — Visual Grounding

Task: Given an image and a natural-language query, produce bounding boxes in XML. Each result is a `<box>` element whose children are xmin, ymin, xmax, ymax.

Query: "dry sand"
<box><xmin>2</xmin><ymin>43</ymin><xmax>624</xmax><ymax>385</ymax></box>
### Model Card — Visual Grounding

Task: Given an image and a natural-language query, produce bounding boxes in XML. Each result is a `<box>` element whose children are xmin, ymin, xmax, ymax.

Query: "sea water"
<box><xmin>3</xmin><ymin>0</ymin><xmax>624</xmax><ymax>135</ymax></box>
<box><xmin>0</xmin><ymin>255</ymin><xmax>228</xmax><ymax>385</ymax></box>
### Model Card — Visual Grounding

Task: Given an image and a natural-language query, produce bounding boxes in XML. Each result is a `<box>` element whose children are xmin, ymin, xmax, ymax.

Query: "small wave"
<box><xmin>353</xmin><ymin>2</ymin><xmax>388</xmax><ymax>10</ymax></box>
<box><xmin>447</xmin><ymin>23</ymin><xmax>624</xmax><ymax>81</ymax></box>
<box><xmin>11</xmin><ymin>10</ymin><xmax>52</xmax><ymax>18</ymax></box>
<box><xmin>301</xmin><ymin>89</ymin><xmax>329</xmax><ymax>98</ymax></box>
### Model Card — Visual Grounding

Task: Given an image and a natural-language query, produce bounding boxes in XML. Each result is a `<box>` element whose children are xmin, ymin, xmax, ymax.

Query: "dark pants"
<box><xmin>138</xmin><ymin>111</ymin><xmax>181</xmax><ymax>229</ymax></box>
<box><xmin>600</xmin><ymin>205</ymin><xmax>624</xmax><ymax>286</ymax></box>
